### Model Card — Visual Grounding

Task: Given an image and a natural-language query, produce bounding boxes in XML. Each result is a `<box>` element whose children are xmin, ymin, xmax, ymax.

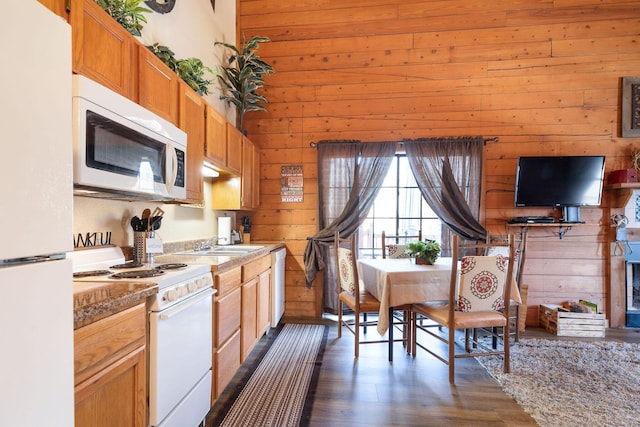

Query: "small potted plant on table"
<box><xmin>404</xmin><ymin>239</ymin><xmax>441</xmax><ymax>265</ymax></box>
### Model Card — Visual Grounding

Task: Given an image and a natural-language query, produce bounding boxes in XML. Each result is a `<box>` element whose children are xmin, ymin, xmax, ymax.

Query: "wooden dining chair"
<box><xmin>381</xmin><ymin>230</ymin><xmax>422</xmax><ymax>259</ymax></box>
<box><xmin>335</xmin><ymin>231</ymin><xmax>387</xmax><ymax>358</ymax></box>
<box><xmin>411</xmin><ymin>234</ymin><xmax>516</xmax><ymax>383</ymax></box>
<box><xmin>485</xmin><ymin>229</ymin><xmax>528</xmax><ymax>342</ymax></box>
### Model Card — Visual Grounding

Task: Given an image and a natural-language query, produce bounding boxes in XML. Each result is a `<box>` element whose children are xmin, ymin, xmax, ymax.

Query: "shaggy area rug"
<box><xmin>478</xmin><ymin>338</ymin><xmax>640</xmax><ymax>427</ymax></box>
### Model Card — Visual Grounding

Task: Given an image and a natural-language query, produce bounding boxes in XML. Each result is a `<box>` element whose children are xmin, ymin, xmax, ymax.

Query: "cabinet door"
<box><xmin>138</xmin><ymin>46</ymin><xmax>179</xmax><ymax>125</ymax></box>
<box><xmin>257</xmin><ymin>269</ymin><xmax>271</xmax><ymax>336</ymax></box>
<box><xmin>179</xmin><ymin>82</ymin><xmax>205</xmax><ymax>203</ymax></box>
<box><xmin>241</xmin><ymin>137</ymin><xmax>254</xmax><ymax>209</ymax></box>
<box><xmin>226</xmin><ymin>124</ymin><xmax>243</xmax><ymax>175</ymax></box>
<box><xmin>205</xmin><ymin>104</ymin><xmax>227</xmax><ymax>168</ymax></box>
<box><xmin>252</xmin><ymin>144</ymin><xmax>260</xmax><ymax>208</ymax></box>
<box><xmin>214</xmin><ymin>329</ymin><xmax>241</xmax><ymax>401</ymax></box>
<box><xmin>70</xmin><ymin>0</ymin><xmax>134</xmax><ymax>99</ymax></box>
<box><xmin>75</xmin><ymin>346</ymin><xmax>147</xmax><ymax>427</ymax></box>
<box><xmin>241</xmin><ymin>278</ymin><xmax>258</xmax><ymax>362</ymax></box>
<box><xmin>215</xmin><ymin>286</ymin><xmax>241</xmax><ymax>347</ymax></box>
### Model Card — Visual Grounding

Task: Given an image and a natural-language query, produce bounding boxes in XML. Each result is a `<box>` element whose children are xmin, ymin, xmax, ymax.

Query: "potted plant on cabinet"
<box><xmin>404</xmin><ymin>239</ymin><xmax>441</xmax><ymax>265</ymax></box>
<box><xmin>146</xmin><ymin>44</ymin><xmax>216</xmax><ymax>95</ymax></box>
<box><xmin>95</xmin><ymin>0</ymin><xmax>151</xmax><ymax>36</ymax></box>
<box><xmin>215</xmin><ymin>35</ymin><xmax>275</xmax><ymax>133</ymax></box>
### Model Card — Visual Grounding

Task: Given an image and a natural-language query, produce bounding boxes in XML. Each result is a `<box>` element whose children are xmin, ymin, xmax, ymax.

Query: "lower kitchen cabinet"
<box><xmin>240</xmin><ymin>254</ymin><xmax>272</xmax><ymax>362</ymax></box>
<box><xmin>74</xmin><ymin>303</ymin><xmax>147</xmax><ymax>427</ymax></box>
<box><xmin>213</xmin><ymin>266</ymin><xmax>242</xmax><ymax>401</ymax></box>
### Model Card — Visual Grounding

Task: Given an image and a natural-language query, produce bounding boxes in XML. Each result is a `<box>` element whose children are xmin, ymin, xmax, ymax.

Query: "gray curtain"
<box><xmin>404</xmin><ymin>137</ymin><xmax>486</xmax><ymax>254</ymax></box>
<box><xmin>303</xmin><ymin>141</ymin><xmax>396</xmax><ymax>312</ymax></box>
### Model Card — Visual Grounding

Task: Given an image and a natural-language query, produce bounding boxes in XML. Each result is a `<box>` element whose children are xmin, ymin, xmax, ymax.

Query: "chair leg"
<box><xmin>388</xmin><ymin>307</ymin><xmax>393</xmax><ymax>362</ymax></box>
<box><xmin>337</xmin><ymin>301</ymin><xmax>342</xmax><ymax>338</ymax></box>
<box><xmin>448</xmin><ymin>326</ymin><xmax>456</xmax><ymax>383</ymax></box>
<box><xmin>363</xmin><ymin>312</ymin><xmax>368</xmax><ymax>334</ymax></box>
<box><xmin>355</xmin><ymin>310</ymin><xmax>360</xmax><ymax>358</ymax></box>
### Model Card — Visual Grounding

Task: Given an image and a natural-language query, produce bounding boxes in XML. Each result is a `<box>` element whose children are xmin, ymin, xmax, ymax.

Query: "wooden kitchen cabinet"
<box><xmin>70</xmin><ymin>0</ymin><xmax>135</xmax><ymax>99</ymax></box>
<box><xmin>241</xmin><ymin>277</ymin><xmax>259</xmax><ymax>361</ymax></box>
<box><xmin>240</xmin><ymin>255</ymin><xmax>271</xmax><ymax>362</ymax></box>
<box><xmin>226</xmin><ymin>124</ymin><xmax>243</xmax><ymax>175</ymax></box>
<box><xmin>212</xmin><ymin>266</ymin><xmax>242</xmax><ymax>400</ymax></box>
<box><xmin>210</xmin><ymin>135</ymin><xmax>260</xmax><ymax>210</ymax></box>
<box><xmin>204</xmin><ymin>107</ymin><xmax>241</xmax><ymax>175</ymax></box>
<box><xmin>178</xmin><ymin>81</ymin><xmax>206</xmax><ymax>203</ymax></box>
<box><xmin>74</xmin><ymin>303</ymin><xmax>147</xmax><ymax>427</ymax></box>
<box><xmin>137</xmin><ymin>45</ymin><xmax>179</xmax><ymax>125</ymax></box>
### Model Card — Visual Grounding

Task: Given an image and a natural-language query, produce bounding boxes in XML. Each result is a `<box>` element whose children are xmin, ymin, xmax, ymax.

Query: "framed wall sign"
<box><xmin>622</xmin><ymin>76</ymin><xmax>640</xmax><ymax>137</ymax></box>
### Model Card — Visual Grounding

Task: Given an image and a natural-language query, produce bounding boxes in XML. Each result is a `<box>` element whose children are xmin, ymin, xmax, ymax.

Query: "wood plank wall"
<box><xmin>238</xmin><ymin>0</ymin><xmax>640</xmax><ymax>324</ymax></box>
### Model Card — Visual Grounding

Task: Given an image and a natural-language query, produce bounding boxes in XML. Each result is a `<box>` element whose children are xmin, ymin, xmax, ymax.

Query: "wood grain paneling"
<box><xmin>239</xmin><ymin>0</ymin><xmax>640</xmax><ymax>324</ymax></box>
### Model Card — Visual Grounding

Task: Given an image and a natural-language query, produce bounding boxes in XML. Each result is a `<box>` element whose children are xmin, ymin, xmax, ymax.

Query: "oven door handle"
<box><xmin>159</xmin><ymin>288</ymin><xmax>214</xmax><ymax>320</ymax></box>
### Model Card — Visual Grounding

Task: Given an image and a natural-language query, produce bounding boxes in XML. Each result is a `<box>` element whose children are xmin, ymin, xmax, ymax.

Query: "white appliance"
<box><xmin>271</xmin><ymin>248</ymin><xmax>286</xmax><ymax>327</ymax></box>
<box><xmin>69</xmin><ymin>247</ymin><xmax>215</xmax><ymax>427</ymax></box>
<box><xmin>0</xmin><ymin>3</ymin><xmax>74</xmax><ymax>426</ymax></box>
<box><xmin>72</xmin><ymin>74</ymin><xmax>187</xmax><ymax>201</ymax></box>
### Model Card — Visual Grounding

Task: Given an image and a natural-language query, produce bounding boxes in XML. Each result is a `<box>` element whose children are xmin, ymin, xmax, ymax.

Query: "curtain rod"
<box><xmin>309</xmin><ymin>137</ymin><xmax>499</xmax><ymax>147</ymax></box>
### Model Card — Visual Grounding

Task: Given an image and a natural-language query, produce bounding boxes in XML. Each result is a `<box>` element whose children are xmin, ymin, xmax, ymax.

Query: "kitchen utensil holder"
<box><xmin>134</xmin><ymin>231</ymin><xmax>154</xmax><ymax>263</ymax></box>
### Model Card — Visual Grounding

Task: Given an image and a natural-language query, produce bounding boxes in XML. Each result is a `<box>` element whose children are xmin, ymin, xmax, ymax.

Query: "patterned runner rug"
<box><xmin>206</xmin><ymin>323</ymin><xmax>328</xmax><ymax>427</ymax></box>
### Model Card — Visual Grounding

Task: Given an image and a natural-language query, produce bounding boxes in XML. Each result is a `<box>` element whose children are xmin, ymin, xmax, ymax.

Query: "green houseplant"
<box><xmin>95</xmin><ymin>0</ymin><xmax>151</xmax><ymax>37</ymax></box>
<box><xmin>404</xmin><ymin>239</ymin><xmax>441</xmax><ymax>265</ymax></box>
<box><xmin>146</xmin><ymin>44</ymin><xmax>216</xmax><ymax>95</ymax></box>
<box><xmin>215</xmin><ymin>35</ymin><xmax>275</xmax><ymax>132</ymax></box>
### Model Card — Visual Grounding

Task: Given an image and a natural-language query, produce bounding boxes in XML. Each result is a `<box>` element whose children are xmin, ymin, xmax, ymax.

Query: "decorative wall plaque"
<box><xmin>622</xmin><ymin>76</ymin><xmax>640</xmax><ymax>137</ymax></box>
<box><xmin>281</xmin><ymin>165</ymin><xmax>303</xmax><ymax>203</ymax></box>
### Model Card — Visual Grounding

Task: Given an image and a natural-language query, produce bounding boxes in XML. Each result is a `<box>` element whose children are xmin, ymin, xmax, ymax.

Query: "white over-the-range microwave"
<box><xmin>72</xmin><ymin>75</ymin><xmax>187</xmax><ymax>201</ymax></box>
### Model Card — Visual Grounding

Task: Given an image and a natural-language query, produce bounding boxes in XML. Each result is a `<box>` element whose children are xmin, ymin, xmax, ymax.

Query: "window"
<box><xmin>359</xmin><ymin>154</ymin><xmax>442</xmax><ymax>258</ymax></box>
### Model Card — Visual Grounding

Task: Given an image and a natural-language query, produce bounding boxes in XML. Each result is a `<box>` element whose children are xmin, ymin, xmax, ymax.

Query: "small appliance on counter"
<box><xmin>217</xmin><ymin>216</ymin><xmax>232</xmax><ymax>245</ymax></box>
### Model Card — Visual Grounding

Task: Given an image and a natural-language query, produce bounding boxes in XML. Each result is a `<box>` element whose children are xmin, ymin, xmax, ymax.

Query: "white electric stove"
<box><xmin>69</xmin><ymin>246</ymin><xmax>214</xmax><ymax>427</ymax></box>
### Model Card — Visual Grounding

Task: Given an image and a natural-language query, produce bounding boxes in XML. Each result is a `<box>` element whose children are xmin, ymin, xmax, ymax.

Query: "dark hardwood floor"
<box><xmin>292</xmin><ymin>316</ymin><xmax>640</xmax><ymax>427</ymax></box>
<box><xmin>208</xmin><ymin>315</ymin><xmax>640</xmax><ymax>426</ymax></box>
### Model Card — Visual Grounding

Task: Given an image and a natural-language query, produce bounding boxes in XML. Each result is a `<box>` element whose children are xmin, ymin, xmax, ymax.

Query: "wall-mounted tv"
<box><xmin>514</xmin><ymin>155</ymin><xmax>606</xmax><ymax>221</ymax></box>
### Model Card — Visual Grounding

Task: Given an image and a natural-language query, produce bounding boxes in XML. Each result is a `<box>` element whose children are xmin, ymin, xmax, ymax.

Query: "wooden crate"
<box><xmin>539</xmin><ymin>304</ymin><xmax>606</xmax><ymax>338</ymax></box>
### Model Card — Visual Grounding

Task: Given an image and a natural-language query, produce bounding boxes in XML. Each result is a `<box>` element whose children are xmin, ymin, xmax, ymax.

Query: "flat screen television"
<box><xmin>514</xmin><ymin>155</ymin><xmax>606</xmax><ymax>222</ymax></box>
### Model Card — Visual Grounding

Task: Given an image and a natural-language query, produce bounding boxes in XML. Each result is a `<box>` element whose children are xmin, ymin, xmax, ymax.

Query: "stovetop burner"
<box><xmin>73</xmin><ymin>269</ymin><xmax>113</xmax><ymax>278</ymax></box>
<box><xmin>110</xmin><ymin>262</ymin><xmax>144</xmax><ymax>269</ymax></box>
<box><xmin>111</xmin><ymin>269</ymin><xmax>165</xmax><ymax>279</ymax></box>
<box><xmin>154</xmin><ymin>263</ymin><xmax>188</xmax><ymax>270</ymax></box>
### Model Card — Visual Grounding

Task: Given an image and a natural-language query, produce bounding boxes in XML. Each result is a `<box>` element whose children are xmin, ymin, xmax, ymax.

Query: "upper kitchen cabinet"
<box><xmin>178</xmin><ymin>81</ymin><xmax>205</xmax><ymax>204</ymax></box>
<box><xmin>138</xmin><ymin>45</ymin><xmax>179</xmax><ymax>125</ymax></box>
<box><xmin>211</xmin><ymin>136</ymin><xmax>260</xmax><ymax>210</ymax></box>
<box><xmin>70</xmin><ymin>0</ymin><xmax>134</xmax><ymax>99</ymax></box>
<box><xmin>204</xmin><ymin>106</ymin><xmax>242</xmax><ymax>176</ymax></box>
<box><xmin>226</xmin><ymin>124</ymin><xmax>243</xmax><ymax>176</ymax></box>
<box><xmin>38</xmin><ymin>0</ymin><xmax>69</xmax><ymax>20</ymax></box>
<box><xmin>204</xmin><ymin>105</ymin><xmax>227</xmax><ymax>169</ymax></box>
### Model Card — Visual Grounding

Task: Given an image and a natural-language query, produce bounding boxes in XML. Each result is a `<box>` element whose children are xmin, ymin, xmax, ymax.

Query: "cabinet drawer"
<box><xmin>215</xmin><ymin>287</ymin><xmax>241</xmax><ymax>347</ymax></box>
<box><xmin>74</xmin><ymin>304</ymin><xmax>146</xmax><ymax>385</ymax></box>
<box><xmin>242</xmin><ymin>255</ymin><xmax>271</xmax><ymax>281</ymax></box>
<box><xmin>215</xmin><ymin>266</ymin><xmax>241</xmax><ymax>296</ymax></box>
<box><xmin>214</xmin><ymin>329</ymin><xmax>241</xmax><ymax>399</ymax></box>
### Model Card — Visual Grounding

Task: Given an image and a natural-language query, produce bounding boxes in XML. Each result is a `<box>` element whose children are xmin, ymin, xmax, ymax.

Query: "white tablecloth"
<box><xmin>358</xmin><ymin>257</ymin><xmax>521</xmax><ymax>335</ymax></box>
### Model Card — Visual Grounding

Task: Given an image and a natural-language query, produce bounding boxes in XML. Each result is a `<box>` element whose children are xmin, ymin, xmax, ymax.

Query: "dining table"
<box><xmin>357</xmin><ymin>257</ymin><xmax>522</xmax><ymax>359</ymax></box>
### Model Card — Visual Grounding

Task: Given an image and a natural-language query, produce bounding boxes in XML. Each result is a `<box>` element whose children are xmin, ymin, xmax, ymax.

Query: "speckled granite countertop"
<box><xmin>154</xmin><ymin>241</ymin><xmax>285</xmax><ymax>272</ymax></box>
<box><xmin>72</xmin><ymin>242</ymin><xmax>284</xmax><ymax>328</ymax></box>
<box><xmin>73</xmin><ymin>281</ymin><xmax>158</xmax><ymax>329</ymax></box>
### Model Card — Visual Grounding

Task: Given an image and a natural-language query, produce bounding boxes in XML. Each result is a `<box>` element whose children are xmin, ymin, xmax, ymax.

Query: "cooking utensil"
<box><xmin>151</xmin><ymin>207</ymin><xmax>164</xmax><ymax>219</ymax></box>
<box><xmin>142</xmin><ymin>208</ymin><xmax>151</xmax><ymax>232</ymax></box>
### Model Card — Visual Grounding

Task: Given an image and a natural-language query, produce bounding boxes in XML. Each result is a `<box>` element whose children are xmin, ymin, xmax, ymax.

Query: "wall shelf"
<box><xmin>507</xmin><ymin>222</ymin><xmax>587</xmax><ymax>239</ymax></box>
<box><xmin>605</xmin><ymin>182</ymin><xmax>640</xmax><ymax>209</ymax></box>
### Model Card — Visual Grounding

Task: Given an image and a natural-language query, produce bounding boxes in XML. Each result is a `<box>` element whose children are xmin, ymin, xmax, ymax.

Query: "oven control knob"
<box><xmin>165</xmin><ymin>289</ymin><xmax>178</xmax><ymax>301</ymax></box>
<box><xmin>187</xmin><ymin>281</ymin><xmax>197</xmax><ymax>292</ymax></box>
<box><xmin>178</xmin><ymin>285</ymin><xmax>188</xmax><ymax>297</ymax></box>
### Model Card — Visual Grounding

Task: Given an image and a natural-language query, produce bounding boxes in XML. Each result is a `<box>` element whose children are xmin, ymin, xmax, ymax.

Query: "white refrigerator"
<box><xmin>0</xmin><ymin>2</ymin><xmax>74</xmax><ymax>426</ymax></box>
